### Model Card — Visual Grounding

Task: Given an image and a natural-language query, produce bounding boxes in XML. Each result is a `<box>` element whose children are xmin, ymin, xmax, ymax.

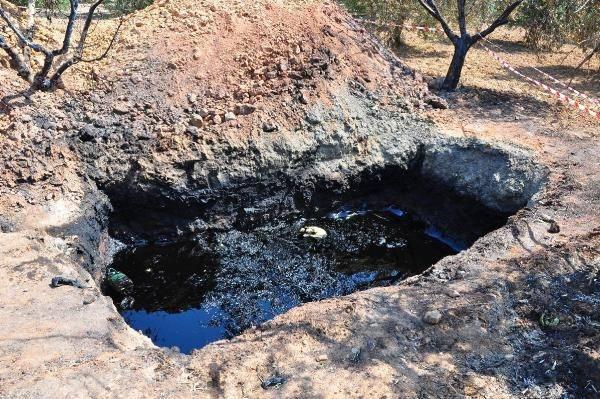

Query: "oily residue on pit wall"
<box><xmin>106</xmin><ymin>176</ymin><xmax>510</xmax><ymax>354</ymax></box>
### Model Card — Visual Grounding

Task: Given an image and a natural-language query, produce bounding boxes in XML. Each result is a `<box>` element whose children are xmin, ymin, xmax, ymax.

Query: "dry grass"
<box><xmin>397</xmin><ymin>27</ymin><xmax>599</xmax><ymax>102</ymax></box>
<box><xmin>383</xmin><ymin>27</ymin><xmax>600</xmax><ymax>127</ymax></box>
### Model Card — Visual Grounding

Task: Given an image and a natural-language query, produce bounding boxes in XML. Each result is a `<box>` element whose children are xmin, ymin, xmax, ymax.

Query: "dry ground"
<box><xmin>0</xmin><ymin>1</ymin><xmax>599</xmax><ymax>398</ymax></box>
<box><xmin>394</xmin><ymin>27</ymin><xmax>600</xmax><ymax>127</ymax></box>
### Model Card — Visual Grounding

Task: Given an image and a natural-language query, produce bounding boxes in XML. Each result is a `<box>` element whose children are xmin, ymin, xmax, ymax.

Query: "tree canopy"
<box><xmin>341</xmin><ymin>0</ymin><xmax>598</xmax><ymax>88</ymax></box>
<box><xmin>343</xmin><ymin>0</ymin><xmax>599</xmax><ymax>53</ymax></box>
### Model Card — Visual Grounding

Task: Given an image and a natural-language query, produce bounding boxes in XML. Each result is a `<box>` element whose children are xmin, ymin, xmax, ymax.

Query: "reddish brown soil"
<box><xmin>0</xmin><ymin>1</ymin><xmax>598</xmax><ymax>398</ymax></box>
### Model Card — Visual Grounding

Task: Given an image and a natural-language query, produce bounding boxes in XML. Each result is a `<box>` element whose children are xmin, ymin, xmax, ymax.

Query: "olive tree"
<box><xmin>415</xmin><ymin>0</ymin><xmax>523</xmax><ymax>90</ymax></box>
<box><xmin>517</xmin><ymin>0</ymin><xmax>599</xmax><ymax>71</ymax></box>
<box><xmin>0</xmin><ymin>0</ymin><xmax>125</xmax><ymax>91</ymax></box>
<box><xmin>342</xmin><ymin>0</ymin><xmax>417</xmax><ymax>48</ymax></box>
<box><xmin>342</xmin><ymin>0</ymin><xmax>524</xmax><ymax>90</ymax></box>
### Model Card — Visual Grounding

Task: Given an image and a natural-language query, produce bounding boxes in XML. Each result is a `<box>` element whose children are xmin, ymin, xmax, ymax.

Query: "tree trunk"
<box><xmin>23</xmin><ymin>0</ymin><xmax>35</xmax><ymax>67</ymax></box>
<box><xmin>442</xmin><ymin>38</ymin><xmax>470</xmax><ymax>90</ymax></box>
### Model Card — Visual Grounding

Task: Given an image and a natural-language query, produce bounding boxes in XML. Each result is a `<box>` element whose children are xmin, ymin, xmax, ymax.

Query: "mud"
<box><xmin>106</xmin><ymin>172</ymin><xmax>514</xmax><ymax>353</ymax></box>
<box><xmin>0</xmin><ymin>1</ymin><xmax>598</xmax><ymax>398</ymax></box>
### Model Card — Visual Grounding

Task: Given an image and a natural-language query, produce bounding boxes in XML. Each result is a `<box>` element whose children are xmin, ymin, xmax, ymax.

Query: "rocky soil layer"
<box><xmin>0</xmin><ymin>0</ymin><xmax>598</xmax><ymax>398</ymax></box>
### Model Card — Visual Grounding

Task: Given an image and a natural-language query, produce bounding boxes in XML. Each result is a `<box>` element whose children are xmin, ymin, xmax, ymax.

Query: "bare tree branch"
<box><xmin>0</xmin><ymin>0</ymin><xmax>122</xmax><ymax>91</ymax></box>
<box><xmin>75</xmin><ymin>0</ymin><xmax>106</xmax><ymax>56</ymax></box>
<box><xmin>23</xmin><ymin>0</ymin><xmax>36</xmax><ymax>67</ymax></box>
<box><xmin>54</xmin><ymin>0</ymin><xmax>79</xmax><ymax>55</ymax></box>
<box><xmin>458</xmin><ymin>0</ymin><xmax>467</xmax><ymax>37</ymax></box>
<box><xmin>50</xmin><ymin>2</ymin><xmax>123</xmax><ymax>87</ymax></box>
<box><xmin>473</xmin><ymin>0</ymin><xmax>523</xmax><ymax>44</ymax></box>
<box><xmin>81</xmin><ymin>18</ymin><xmax>123</xmax><ymax>63</ymax></box>
<box><xmin>0</xmin><ymin>34</ymin><xmax>32</xmax><ymax>80</ymax></box>
<box><xmin>33</xmin><ymin>0</ymin><xmax>81</xmax><ymax>88</ymax></box>
<box><xmin>577</xmin><ymin>43</ymin><xmax>599</xmax><ymax>69</ymax></box>
<box><xmin>416</xmin><ymin>0</ymin><xmax>458</xmax><ymax>43</ymax></box>
<box><xmin>0</xmin><ymin>7</ymin><xmax>50</xmax><ymax>55</ymax></box>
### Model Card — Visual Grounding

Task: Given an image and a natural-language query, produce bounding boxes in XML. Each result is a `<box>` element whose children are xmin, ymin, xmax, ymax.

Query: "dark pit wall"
<box><xmin>102</xmin><ymin>159</ymin><xmax>542</xmax><ymax>354</ymax></box>
<box><xmin>105</xmin><ymin>184</ymin><xmax>462</xmax><ymax>354</ymax></box>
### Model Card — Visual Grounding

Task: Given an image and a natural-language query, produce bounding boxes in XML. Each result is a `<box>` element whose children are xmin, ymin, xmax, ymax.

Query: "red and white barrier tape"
<box><xmin>478</xmin><ymin>41</ymin><xmax>599</xmax><ymax>120</ymax></box>
<box><xmin>533</xmin><ymin>65</ymin><xmax>600</xmax><ymax>106</ymax></box>
<box><xmin>358</xmin><ymin>19</ymin><xmax>443</xmax><ymax>33</ymax></box>
<box><xmin>355</xmin><ymin>18</ymin><xmax>599</xmax><ymax>120</ymax></box>
<box><xmin>479</xmin><ymin>37</ymin><xmax>600</xmax><ymax>107</ymax></box>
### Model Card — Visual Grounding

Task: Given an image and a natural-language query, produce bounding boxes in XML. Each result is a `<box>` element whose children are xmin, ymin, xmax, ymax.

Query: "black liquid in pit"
<box><xmin>108</xmin><ymin>197</ymin><xmax>506</xmax><ymax>354</ymax></box>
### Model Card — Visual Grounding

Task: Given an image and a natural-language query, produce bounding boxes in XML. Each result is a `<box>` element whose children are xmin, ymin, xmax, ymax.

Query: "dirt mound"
<box><xmin>0</xmin><ymin>1</ymin><xmax>598</xmax><ymax>399</ymax></box>
<box><xmin>0</xmin><ymin>0</ymin><xmax>436</xmax><ymax>198</ymax></box>
<box><xmin>99</xmin><ymin>0</ymin><xmax>429</xmax><ymax>116</ymax></box>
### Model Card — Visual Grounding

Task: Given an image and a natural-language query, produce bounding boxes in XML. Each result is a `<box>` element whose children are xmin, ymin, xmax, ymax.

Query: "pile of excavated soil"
<box><xmin>1</xmin><ymin>0</ymin><xmax>440</xmax><ymax>203</ymax></box>
<box><xmin>0</xmin><ymin>0</ymin><xmax>599</xmax><ymax>398</ymax></box>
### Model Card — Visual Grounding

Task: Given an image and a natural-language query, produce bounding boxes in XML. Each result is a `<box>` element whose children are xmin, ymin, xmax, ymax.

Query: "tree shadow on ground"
<box><xmin>0</xmin><ymin>89</ymin><xmax>36</xmax><ymax>115</ymax></box>
<box><xmin>441</xmin><ymin>85</ymin><xmax>554</xmax><ymax>120</ymax></box>
<box><xmin>395</xmin><ymin>40</ymin><xmax>451</xmax><ymax>59</ymax></box>
<box><xmin>207</xmin><ymin>224</ymin><xmax>600</xmax><ymax>398</ymax></box>
<box><xmin>484</xmin><ymin>39</ymin><xmax>534</xmax><ymax>55</ymax></box>
<box><xmin>476</xmin><ymin>60</ymin><xmax>600</xmax><ymax>96</ymax></box>
<box><xmin>519</xmin><ymin>65</ymin><xmax>600</xmax><ymax>95</ymax></box>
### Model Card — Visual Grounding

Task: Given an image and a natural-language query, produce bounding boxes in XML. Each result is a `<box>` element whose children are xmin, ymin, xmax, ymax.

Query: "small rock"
<box><xmin>261</xmin><ymin>374</ymin><xmax>286</xmax><ymax>389</ymax></box>
<box><xmin>188</xmin><ymin>93</ymin><xmax>198</xmax><ymax>104</ymax></box>
<box><xmin>539</xmin><ymin>311</ymin><xmax>559</xmax><ymax>328</ymax></box>
<box><xmin>428</xmin><ymin>77</ymin><xmax>444</xmax><ymax>90</ymax></box>
<box><xmin>262</xmin><ymin>122</ymin><xmax>278</xmax><ymax>132</ymax></box>
<box><xmin>298</xmin><ymin>90</ymin><xmax>309</xmax><ymax>105</ymax></box>
<box><xmin>50</xmin><ymin>276</ymin><xmax>87</xmax><ymax>289</ymax></box>
<box><xmin>83</xmin><ymin>292</ymin><xmax>97</xmax><ymax>305</ymax></box>
<box><xmin>423</xmin><ymin>310</ymin><xmax>442</xmax><ymax>325</ymax></box>
<box><xmin>305</xmin><ymin>112</ymin><xmax>322</xmax><ymax>125</ymax></box>
<box><xmin>43</xmin><ymin>121</ymin><xmax>58</xmax><ymax>130</ymax></box>
<box><xmin>547</xmin><ymin>221</ymin><xmax>560</xmax><ymax>234</ymax></box>
<box><xmin>316</xmin><ymin>354</ymin><xmax>328</xmax><ymax>362</ymax></box>
<box><xmin>186</xmin><ymin>126</ymin><xmax>199</xmax><ymax>137</ymax></box>
<box><xmin>264</xmin><ymin>71</ymin><xmax>277</xmax><ymax>80</ymax></box>
<box><xmin>189</xmin><ymin>114</ymin><xmax>204</xmax><ymax>128</ymax></box>
<box><xmin>455</xmin><ymin>269</ymin><xmax>467</xmax><ymax>279</ymax></box>
<box><xmin>120</xmin><ymin>296</ymin><xmax>135</xmax><ymax>309</ymax></box>
<box><xmin>349</xmin><ymin>347</ymin><xmax>361</xmax><ymax>363</ymax></box>
<box><xmin>213</xmin><ymin>115</ymin><xmax>222</xmax><ymax>124</ymax></box>
<box><xmin>224</xmin><ymin>112</ymin><xmax>237</xmax><ymax>121</ymax></box>
<box><xmin>112</xmin><ymin>103</ymin><xmax>130</xmax><ymax>115</ymax></box>
<box><xmin>425</xmin><ymin>96</ymin><xmax>448</xmax><ymax>110</ymax></box>
<box><xmin>234</xmin><ymin>104</ymin><xmax>256</xmax><ymax>116</ymax></box>
<box><xmin>446</xmin><ymin>289</ymin><xmax>461</xmax><ymax>298</ymax></box>
<box><xmin>300</xmin><ymin>226</ymin><xmax>327</xmax><ymax>239</ymax></box>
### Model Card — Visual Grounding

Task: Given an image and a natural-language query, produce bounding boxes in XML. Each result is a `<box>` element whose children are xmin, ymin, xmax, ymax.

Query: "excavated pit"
<box><xmin>102</xmin><ymin>137</ymin><xmax>544</xmax><ymax>354</ymax></box>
